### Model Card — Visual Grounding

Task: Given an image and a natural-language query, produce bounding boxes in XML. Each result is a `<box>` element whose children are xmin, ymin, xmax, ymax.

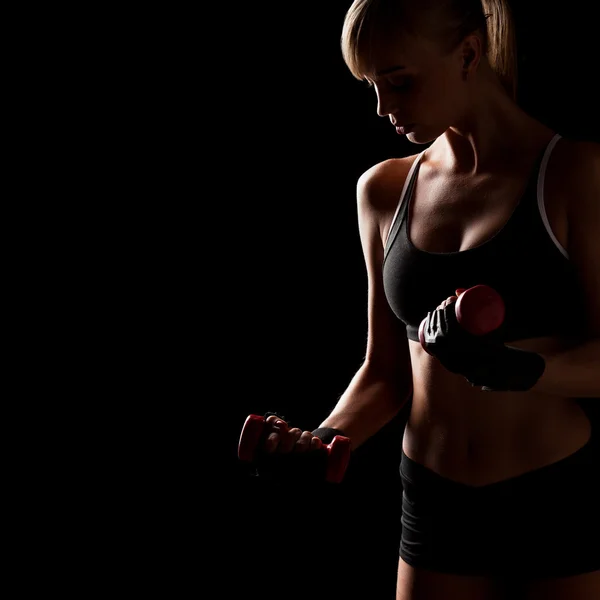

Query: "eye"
<box><xmin>388</xmin><ymin>78</ymin><xmax>410</xmax><ymax>91</ymax></box>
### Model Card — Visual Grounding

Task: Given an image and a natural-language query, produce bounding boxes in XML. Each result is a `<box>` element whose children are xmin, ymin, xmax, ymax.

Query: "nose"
<box><xmin>376</xmin><ymin>88</ymin><xmax>396</xmax><ymax>118</ymax></box>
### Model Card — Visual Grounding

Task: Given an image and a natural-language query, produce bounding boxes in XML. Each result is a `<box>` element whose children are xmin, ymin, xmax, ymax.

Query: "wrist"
<box><xmin>506</xmin><ymin>346</ymin><xmax>546</xmax><ymax>390</ymax></box>
<box><xmin>311</xmin><ymin>427</ymin><xmax>347</xmax><ymax>445</ymax></box>
<box><xmin>471</xmin><ymin>346</ymin><xmax>546</xmax><ymax>392</ymax></box>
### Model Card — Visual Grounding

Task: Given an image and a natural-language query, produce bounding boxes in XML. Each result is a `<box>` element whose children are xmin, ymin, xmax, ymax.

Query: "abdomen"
<box><xmin>404</xmin><ymin>336</ymin><xmax>591</xmax><ymax>486</ymax></box>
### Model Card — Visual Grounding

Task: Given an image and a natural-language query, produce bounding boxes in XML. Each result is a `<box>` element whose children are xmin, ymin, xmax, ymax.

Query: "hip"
<box><xmin>398</xmin><ymin>431</ymin><xmax>600</xmax><ymax>578</ymax></box>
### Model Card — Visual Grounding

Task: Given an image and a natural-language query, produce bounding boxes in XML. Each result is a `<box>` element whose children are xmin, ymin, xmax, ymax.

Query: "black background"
<box><xmin>93</xmin><ymin>2</ymin><xmax>599</xmax><ymax>598</ymax></box>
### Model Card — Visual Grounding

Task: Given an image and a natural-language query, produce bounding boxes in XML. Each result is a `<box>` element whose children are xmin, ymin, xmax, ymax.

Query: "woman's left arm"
<box><xmin>530</xmin><ymin>141</ymin><xmax>600</xmax><ymax>397</ymax></box>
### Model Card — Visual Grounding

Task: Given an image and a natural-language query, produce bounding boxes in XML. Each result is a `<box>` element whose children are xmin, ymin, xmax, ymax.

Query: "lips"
<box><xmin>396</xmin><ymin>124</ymin><xmax>414</xmax><ymax>134</ymax></box>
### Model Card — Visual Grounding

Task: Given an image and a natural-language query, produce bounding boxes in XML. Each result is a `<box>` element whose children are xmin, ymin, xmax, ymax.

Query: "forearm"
<box><xmin>318</xmin><ymin>362</ymin><xmax>412</xmax><ymax>450</ymax></box>
<box><xmin>529</xmin><ymin>338</ymin><xmax>600</xmax><ymax>397</ymax></box>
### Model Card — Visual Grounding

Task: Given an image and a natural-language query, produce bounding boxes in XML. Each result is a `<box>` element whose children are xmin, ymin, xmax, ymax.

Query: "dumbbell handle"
<box><xmin>238</xmin><ymin>414</ymin><xmax>351</xmax><ymax>484</ymax></box>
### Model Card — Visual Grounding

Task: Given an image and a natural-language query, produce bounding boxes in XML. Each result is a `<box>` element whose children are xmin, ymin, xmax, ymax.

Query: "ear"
<box><xmin>459</xmin><ymin>33</ymin><xmax>483</xmax><ymax>78</ymax></box>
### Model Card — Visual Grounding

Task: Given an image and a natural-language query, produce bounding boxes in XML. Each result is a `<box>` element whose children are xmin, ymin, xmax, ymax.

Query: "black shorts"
<box><xmin>399</xmin><ymin>425</ymin><xmax>600</xmax><ymax>579</ymax></box>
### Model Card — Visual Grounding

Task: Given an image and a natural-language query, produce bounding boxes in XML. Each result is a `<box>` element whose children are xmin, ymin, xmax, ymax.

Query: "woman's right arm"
<box><xmin>315</xmin><ymin>158</ymin><xmax>415</xmax><ymax>449</ymax></box>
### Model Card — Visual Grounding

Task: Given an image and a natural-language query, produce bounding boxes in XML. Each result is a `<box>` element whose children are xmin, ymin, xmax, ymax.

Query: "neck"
<box><xmin>433</xmin><ymin>59</ymin><xmax>553</xmax><ymax>175</ymax></box>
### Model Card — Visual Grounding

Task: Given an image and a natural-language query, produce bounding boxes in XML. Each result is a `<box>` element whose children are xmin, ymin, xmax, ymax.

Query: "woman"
<box><xmin>259</xmin><ymin>0</ymin><xmax>599</xmax><ymax>597</ymax></box>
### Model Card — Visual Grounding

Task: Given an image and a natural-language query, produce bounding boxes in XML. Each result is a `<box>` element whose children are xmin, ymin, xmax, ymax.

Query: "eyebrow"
<box><xmin>375</xmin><ymin>65</ymin><xmax>407</xmax><ymax>76</ymax></box>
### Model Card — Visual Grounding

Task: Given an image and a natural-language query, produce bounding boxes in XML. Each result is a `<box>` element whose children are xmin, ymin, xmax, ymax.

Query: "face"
<box><xmin>363</xmin><ymin>32</ymin><xmax>470</xmax><ymax>144</ymax></box>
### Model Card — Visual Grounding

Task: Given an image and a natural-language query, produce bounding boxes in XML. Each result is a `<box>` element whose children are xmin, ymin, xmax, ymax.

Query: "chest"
<box><xmin>407</xmin><ymin>161</ymin><xmax>568</xmax><ymax>254</ymax></box>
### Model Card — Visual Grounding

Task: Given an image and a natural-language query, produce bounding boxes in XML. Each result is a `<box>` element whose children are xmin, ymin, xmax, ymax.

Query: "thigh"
<box><xmin>396</xmin><ymin>557</ymin><xmax>502</xmax><ymax>600</ymax></box>
<box><xmin>521</xmin><ymin>570</ymin><xmax>600</xmax><ymax>600</ymax></box>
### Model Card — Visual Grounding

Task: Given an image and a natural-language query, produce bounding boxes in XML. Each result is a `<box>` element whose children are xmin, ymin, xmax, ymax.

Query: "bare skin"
<box><xmin>396</xmin><ymin>140</ymin><xmax>592</xmax><ymax>488</ymax></box>
<box><xmin>362</xmin><ymin>136</ymin><xmax>596</xmax><ymax>599</ymax></box>
<box><xmin>361</xmin><ymin>30</ymin><xmax>599</xmax><ymax>600</ymax></box>
<box><xmin>259</xmin><ymin>20</ymin><xmax>600</xmax><ymax>600</ymax></box>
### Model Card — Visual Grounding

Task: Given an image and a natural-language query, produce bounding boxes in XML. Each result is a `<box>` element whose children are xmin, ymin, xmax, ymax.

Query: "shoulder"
<box><xmin>356</xmin><ymin>153</ymin><xmax>422</xmax><ymax>216</ymax></box>
<box><xmin>566</xmin><ymin>139</ymin><xmax>600</xmax><ymax>184</ymax></box>
<box><xmin>557</xmin><ymin>139</ymin><xmax>600</xmax><ymax>334</ymax></box>
<box><xmin>356</xmin><ymin>154</ymin><xmax>422</xmax><ymax>246</ymax></box>
<box><xmin>542</xmin><ymin>136</ymin><xmax>598</xmax><ymax>217</ymax></box>
<box><xmin>551</xmin><ymin>138</ymin><xmax>599</xmax><ymax>218</ymax></box>
<box><xmin>562</xmin><ymin>139</ymin><xmax>600</xmax><ymax>227</ymax></box>
<box><xmin>551</xmin><ymin>138</ymin><xmax>600</xmax><ymax>189</ymax></box>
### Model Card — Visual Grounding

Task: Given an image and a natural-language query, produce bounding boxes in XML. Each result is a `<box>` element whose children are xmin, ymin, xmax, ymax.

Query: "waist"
<box><xmin>404</xmin><ymin>335</ymin><xmax>592</xmax><ymax>485</ymax></box>
<box><xmin>403</xmin><ymin>338</ymin><xmax>591</xmax><ymax>485</ymax></box>
<box><xmin>403</xmin><ymin>404</ymin><xmax>592</xmax><ymax>486</ymax></box>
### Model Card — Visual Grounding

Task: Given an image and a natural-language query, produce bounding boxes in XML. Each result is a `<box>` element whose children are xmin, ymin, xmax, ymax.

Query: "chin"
<box><xmin>406</xmin><ymin>131</ymin><xmax>436</xmax><ymax>145</ymax></box>
<box><xmin>405</xmin><ymin>124</ymin><xmax>448</xmax><ymax>145</ymax></box>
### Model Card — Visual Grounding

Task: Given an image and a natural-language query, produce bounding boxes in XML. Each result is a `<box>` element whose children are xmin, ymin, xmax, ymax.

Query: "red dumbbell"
<box><xmin>238</xmin><ymin>414</ymin><xmax>351</xmax><ymax>484</ymax></box>
<box><xmin>419</xmin><ymin>284</ymin><xmax>506</xmax><ymax>352</ymax></box>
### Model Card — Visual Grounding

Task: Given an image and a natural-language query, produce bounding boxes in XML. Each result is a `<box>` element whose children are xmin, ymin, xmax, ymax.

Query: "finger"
<box><xmin>437</xmin><ymin>296</ymin><xmax>457</xmax><ymax>310</ymax></box>
<box><xmin>265</xmin><ymin>415</ymin><xmax>288</xmax><ymax>430</ymax></box>
<box><xmin>265</xmin><ymin>416</ymin><xmax>289</xmax><ymax>442</ymax></box>
<box><xmin>277</xmin><ymin>427</ymin><xmax>303</xmax><ymax>453</ymax></box>
<box><xmin>273</xmin><ymin>419</ymin><xmax>289</xmax><ymax>432</ymax></box>
<box><xmin>264</xmin><ymin>429</ymin><xmax>281</xmax><ymax>453</ymax></box>
<box><xmin>310</xmin><ymin>436</ymin><xmax>324</xmax><ymax>450</ymax></box>
<box><xmin>263</xmin><ymin>416</ymin><xmax>290</xmax><ymax>452</ymax></box>
<box><xmin>455</xmin><ymin>288</ymin><xmax>467</xmax><ymax>296</ymax></box>
<box><xmin>442</xmin><ymin>302</ymin><xmax>461</xmax><ymax>335</ymax></box>
<box><xmin>294</xmin><ymin>431</ymin><xmax>315</xmax><ymax>453</ymax></box>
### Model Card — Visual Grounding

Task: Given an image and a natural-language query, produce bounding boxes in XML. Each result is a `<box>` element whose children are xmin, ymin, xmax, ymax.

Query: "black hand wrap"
<box><xmin>421</xmin><ymin>303</ymin><xmax>546</xmax><ymax>392</ymax></box>
<box><xmin>311</xmin><ymin>427</ymin><xmax>347</xmax><ymax>445</ymax></box>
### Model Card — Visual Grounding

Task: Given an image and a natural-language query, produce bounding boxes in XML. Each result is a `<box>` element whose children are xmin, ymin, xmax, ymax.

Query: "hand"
<box><xmin>262</xmin><ymin>415</ymin><xmax>325</xmax><ymax>455</ymax></box>
<box><xmin>420</xmin><ymin>291</ymin><xmax>546</xmax><ymax>392</ymax></box>
<box><xmin>238</xmin><ymin>413</ymin><xmax>350</xmax><ymax>483</ymax></box>
<box><xmin>420</xmin><ymin>290</ymin><xmax>487</xmax><ymax>373</ymax></box>
<box><xmin>251</xmin><ymin>415</ymin><xmax>342</xmax><ymax>482</ymax></box>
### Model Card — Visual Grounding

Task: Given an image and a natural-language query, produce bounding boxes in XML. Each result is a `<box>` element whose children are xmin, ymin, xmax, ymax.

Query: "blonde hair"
<box><xmin>341</xmin><ymin>0</ymin><xmax>518</xmax><ymax>100</ymax></box>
